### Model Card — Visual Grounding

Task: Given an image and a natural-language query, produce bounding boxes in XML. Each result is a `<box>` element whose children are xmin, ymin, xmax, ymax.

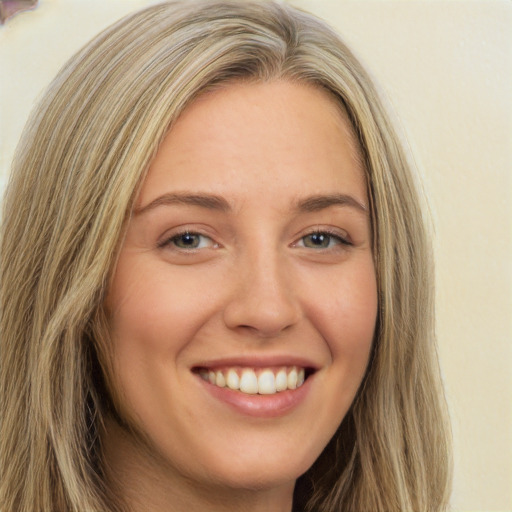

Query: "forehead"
<box><xmin>137</xmin><ymin>80</ymin><xmax>367</xmax><ymax>210</ymax></box>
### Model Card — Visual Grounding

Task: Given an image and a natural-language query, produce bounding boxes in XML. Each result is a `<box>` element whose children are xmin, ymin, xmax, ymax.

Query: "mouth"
<box><xmin>192</xmin><ymin>366</ymin><xmax>316</xmax><ymax>396</ymax></box>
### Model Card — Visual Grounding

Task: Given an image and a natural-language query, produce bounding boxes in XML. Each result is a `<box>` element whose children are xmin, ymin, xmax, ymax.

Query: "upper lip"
<box><xmin>191</xmin><ymin>355</ymin><xmax>321</xmax><ymax>371</ymax></box>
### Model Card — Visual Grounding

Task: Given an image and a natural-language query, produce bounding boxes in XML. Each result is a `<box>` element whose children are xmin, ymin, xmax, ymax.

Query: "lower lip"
<box><xmin>196</xmin><ymin>374</ymin><xmax>313</xmax><ymax>418</ymax></box>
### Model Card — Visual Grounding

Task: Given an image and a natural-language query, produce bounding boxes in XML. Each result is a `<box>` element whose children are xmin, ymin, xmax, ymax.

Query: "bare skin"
<box><xmin>104</xmin><ymin>420</ymin><xmax>294</xmax><ymax>512</ymax></box>
<box><xmin>104</xmin><ymin>80</ymin><xmax>377</xmax><ymax>511</ymax></box>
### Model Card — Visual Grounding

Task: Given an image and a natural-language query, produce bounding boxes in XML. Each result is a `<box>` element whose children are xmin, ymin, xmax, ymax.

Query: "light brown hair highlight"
<box><xmin>0</xmin><ymin>2</ymin><xmax>451</xmax><ymax>511</ymax></box>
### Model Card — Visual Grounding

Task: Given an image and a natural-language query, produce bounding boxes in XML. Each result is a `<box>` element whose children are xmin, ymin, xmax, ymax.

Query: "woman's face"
<box><xmin>105</xmin><ymin>81</ymin><xmax>377</xmax><ymax>492</ymax></box>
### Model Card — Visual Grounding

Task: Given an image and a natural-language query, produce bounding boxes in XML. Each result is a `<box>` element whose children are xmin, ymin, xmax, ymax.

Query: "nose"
<box><xmin>222</xmin><ymin>249</ymin><xmax>301</xmax><ymax>338</ymax></box>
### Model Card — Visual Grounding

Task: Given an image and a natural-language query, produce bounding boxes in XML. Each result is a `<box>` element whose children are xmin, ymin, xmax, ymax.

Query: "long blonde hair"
<box><xmin>0</xmin><ymin>1</ymin><xmax>451</xmax><ymax>510</ymax></box>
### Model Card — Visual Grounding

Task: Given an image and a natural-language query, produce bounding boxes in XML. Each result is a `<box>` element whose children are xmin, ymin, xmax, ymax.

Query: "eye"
<box><xmin>159</xmin><ymin>231</ymin><xmax>217</xmax><ymax>250</ymax></box>
<box><xmin>298</xmin><ymin>231</ymin><xmax>350</xmax><ymax>249</ymax></box>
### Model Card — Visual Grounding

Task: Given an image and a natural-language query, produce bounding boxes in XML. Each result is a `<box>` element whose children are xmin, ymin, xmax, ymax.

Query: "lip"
<box><xmin>191</xmin><ymin>355</ymin><xmax>318</xmax><ymax>418</ymax></box>
<box><xmin>196</xmin><ymin>371</ymin><xmax>314</xmax><ymax>418</ymax></box>
<box><xmin>191</xmin><ymin>355</ymin><xmax>321</xmax><ymax>371</ymax></box>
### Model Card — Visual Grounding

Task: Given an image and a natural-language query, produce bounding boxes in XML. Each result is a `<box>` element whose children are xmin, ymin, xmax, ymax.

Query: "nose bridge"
<box><xmin>223</xmin><ymin>242</ymin><xmax>300</xmax><ymax>337</ymax></box>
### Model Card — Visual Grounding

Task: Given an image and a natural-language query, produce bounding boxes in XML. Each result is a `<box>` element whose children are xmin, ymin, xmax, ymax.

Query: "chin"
<box><xmin>194</xmin><ymin>441</ymin><xmax>319</xmax><ymax>492</ymax></box>
<box><xmin>204</xmin><ymin>463</ymin><xmax>303</xmax><ymax>492</ymax></box>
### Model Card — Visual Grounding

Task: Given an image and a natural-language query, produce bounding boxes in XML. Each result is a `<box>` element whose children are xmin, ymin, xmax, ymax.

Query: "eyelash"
<box><xmin>158</xmin><ymin>228</ymin><xmax>351</xmax><ymax>252</ymax></box>
<box><xmin>158</xmin><ymin>231</ymin><xmax>216</xmax><ymax>251</ymax></box>
<box><xmin>296</xmin><ymin>229</ymin><xmax>352</xmax><ymax>250</ymax></box>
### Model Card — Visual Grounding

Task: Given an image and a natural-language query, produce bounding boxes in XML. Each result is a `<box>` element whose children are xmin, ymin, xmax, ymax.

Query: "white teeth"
<box><xmin>239</xmin><ymin>370</ymin><xmax>258</xmax><ymax>394</ymax></box>
<box><xmin>226</xmin><ymin>369</ymin><xmax>240</xmax><ymax>390</ymax></box>
<box><xmin>297</xmin><ymin>368</ymin><xmax>305</xmax><ymax>387</ymax></box>
<box><xmin>275</xmin><ymin>368</ymin><xmax>288</xmax><ymax>391</ymax></box>
<box><xmin>258</xmin><ymin>370</ymin><xmax>276</xmax><ymax>395</ymax></box>
<box><xmin>199</xmin><ymin>366</ymin><xmax>309</xmax><ymax>395</ymax></box>
<box><xmin>215</xmin><ymin>371</ymin><xmax>226</xmax><ymax>387</ymax></box>
<box><xmin>287</xmin><ymin>368</ymin><xmax>298</xmax><ymax>390</ymax></box>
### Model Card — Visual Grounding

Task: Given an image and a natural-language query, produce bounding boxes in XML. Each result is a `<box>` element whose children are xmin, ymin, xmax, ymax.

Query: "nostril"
<box><xmin>230</xmin><ymin>320</ymin><xmax>298</xmax><ymax>340</ymax></box>
<box><xmin>222</xmin><ymin>277</ymin><xmax>300</xmax><ymax>337</ymax></box>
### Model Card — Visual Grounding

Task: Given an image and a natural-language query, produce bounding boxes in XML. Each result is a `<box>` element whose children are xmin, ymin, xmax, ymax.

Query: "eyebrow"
<box><xmin>134</xmin><ymin>192</ymin><xmax>231</xmax><ymax>215</ymax></box>
<box><xmin>135</xmin><ymin>191</ymin><xmax>368</xmax><ymax>216</ymax></box>
<box><xmin>295</xmin><ymin>194</ymin><xmax>368</xmax><ymax>214</ymax></box>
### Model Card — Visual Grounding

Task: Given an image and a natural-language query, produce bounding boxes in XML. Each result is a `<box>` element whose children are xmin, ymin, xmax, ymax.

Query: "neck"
<box><xmin>102</xmin><ymin>419</ymin><xmax>295</xmax><ymax>512</ymax></box>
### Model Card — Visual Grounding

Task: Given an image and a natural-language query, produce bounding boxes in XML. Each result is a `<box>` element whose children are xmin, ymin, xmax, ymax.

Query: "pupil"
<box><xmin>308</xmin><ymin>233</ymin><xmax>329</xmax><ymax>247</ymax></box>
<box><xmin>178</xmin><ymin>233</ymin><xmax>198</xmax><ymax>247</ymax></box>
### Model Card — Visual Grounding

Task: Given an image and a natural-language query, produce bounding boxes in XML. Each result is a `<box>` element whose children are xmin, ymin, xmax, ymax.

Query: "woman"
<box><xmin>0</xmin><ymin>1</ymin><xmax>452</xmax><ymax>511</ymax></box>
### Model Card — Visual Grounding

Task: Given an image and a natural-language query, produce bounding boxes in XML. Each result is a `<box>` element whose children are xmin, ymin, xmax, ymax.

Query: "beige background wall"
<box><xmin>1</xmin><ymin>1</ymin><xmax>511</xmax><ymax>510</ymax></box>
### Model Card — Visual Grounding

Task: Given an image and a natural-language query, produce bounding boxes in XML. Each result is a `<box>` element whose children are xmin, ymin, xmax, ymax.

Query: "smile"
<box><xmin>197</xmin><ymin>366</ymin><xmax>307</xmax><ymax>395</ymax></box>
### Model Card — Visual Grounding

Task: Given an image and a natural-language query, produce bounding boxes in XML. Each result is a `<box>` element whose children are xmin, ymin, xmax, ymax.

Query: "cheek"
<box><xmin>104</xmin><ymin>257</ymin><xmax>234</xmax><ymax>420</ymax></box>
<box><xmin>305</xmin><ymin>257</ymin><xmax>377</xmax><ymax>369</ymax></box>
<box><xmin>105</xmin><ymin>260</ymin><xmax>199</xmax><ymax>410</ymax></box>
<box><xmin>107</xmin><ymin>258</ymin><xmax>220</xmax><ymax>354</ymax></box>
